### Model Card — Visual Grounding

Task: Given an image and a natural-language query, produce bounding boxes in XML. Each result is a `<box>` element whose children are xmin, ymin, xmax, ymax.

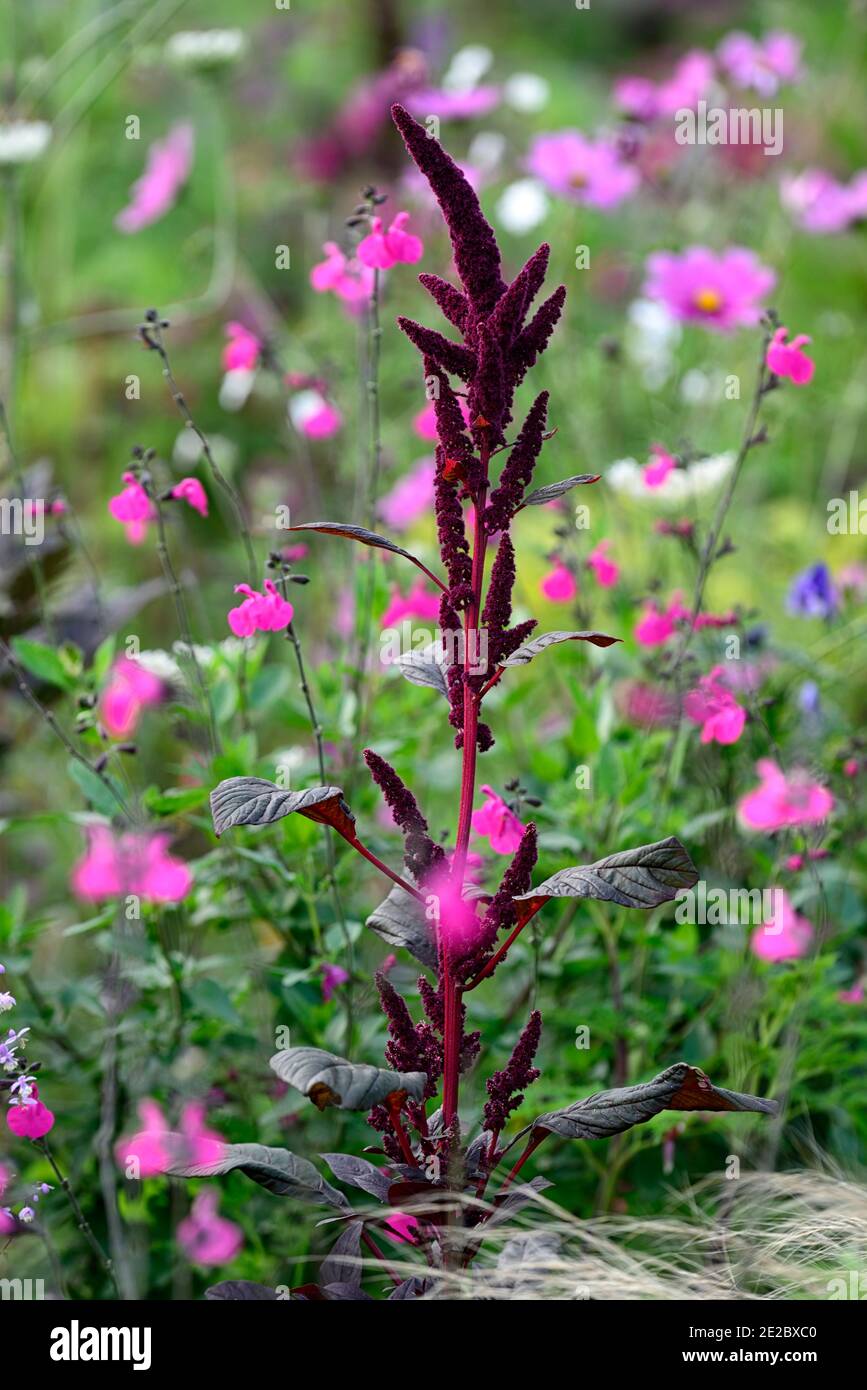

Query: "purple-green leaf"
<box><xmin>210</xmin><ymin>777</ymin><xmax>356</xmax><ymax>840</ymax></box>
<box><xmin>270</xmin><ymin>1046</ymin><xmax>427</xmax><ymax>1111</ymax></box>
<box><xmin>513</xmin><ymin>836</ymin><xmax>698</xmax><ymax>921</ymax></box>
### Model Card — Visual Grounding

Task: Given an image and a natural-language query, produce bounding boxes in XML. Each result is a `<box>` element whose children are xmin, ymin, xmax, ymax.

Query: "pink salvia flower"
<box><xmin>718</xmin><ymin>30</ymin><xmax>803</xmax><ymax>97</ymax></box>
<box><xmin>643</xmin><ymin>445</ymin><xmax>677</xmax><ymax>489</ymax></box>
<box><xmin>586</xmin><ymin>539</ymin><xmax>619</xmax><ymax>588</ymax></box>
<box><xmin>380</xmin><ymin>580</ymin><xmax>441</xmax><ymax>628</ymax></box>
<box><xmin>170</xmin><ymin>476</ymin><xmax>209</xmax><ymax>516</ymax></box>
<box><xmin>528</xmin><ymin>131</ymin><xmax>640</xmax><ymax>209</ymax></box>
<box><xmin>634</xmin><ymin>594</ymin><xmax>689</xmax><ymax>647</ymax></box>
<box><xmin>289</xmin><ymin>389</ymin><xmax>342</xmax><ymax>439</ymax></box>
<box><xmin>108</xmin><ymin>471</ymin><xmax>156</xmax><ymax>545</ymax></box>
<box><xmin>7</xmin><ymin>1085</ymin><xmax>55</xmax><ymax>1140</ymax></box>
<box><xmin>683</xmin><ymin>666</ymin><xmax>746</xmax><ymax>745</ymax></box>
<box><xmin>472</xmin><ymin>786</ymin><xmax>526</xmax><ymax>856</ymax></box>
<box><xmin>310</xmin><ymin>241</ymin><xmax>375</xmax><ymax>311</ymax></box>
<box><xmin>357</xmin><ymin>210</ymin><xmax>424</xmax><ymax>269</ymax></box>
<box><xmin>738</xmin><ymin>759</ymin><xmax>834</xmax><ymax>832</ymax></box>
<box><xmin>384</xmin><ymin>1211</ymin><xmax>421</xmax><ymax>1244</ymax></box>
<box><xmin>378</xmin><ymin>459</ymin><xmax>436</xmax><ymax>530</ymax></box>
<box><xmin>750</xmin><ymin>891</ymin><xmax>813</xmax><ymax>963</ymax></box>
<box><xmin>72</xmin><ymin>828</ymin><xmax>192</xmax><ymax>904</ymax></box>
<box><xmin>540</xmin><ymin>562</ymin><xmax>577</xmax><ymax>603</ymax></box>
<box><xmin>100</xmin><ymin>656</ymin><xmax>164</xmax><ymax>739</ymax></box>
<box><xmin>115</xmin><ymin>1099</ymin><xmax>172</xmax><ymax>1177</ymax></box>
<box><xmin>425</xmin><ymin>866</ymin><xmax>480</xmax><ymax>955</ymax></box>
<box><xmin>115</xmin><ymin>123</ymin><xmax>194</xmax><ymax>233</ymax></box>
<box><xmin>227</xmin><ymin>580</ymin><xmax>294</xmax><ymax>637</ymax></box>
<box><xmin>643</xmin><ymin>246</ymin><xmax>776</xmax><ymax>332</ymax></box>
<box><xmin>222</xmin><ymin>322</ymin><xmax>261</xmax><ymax>373</ymax></box>
<box><xmin>177</xmin><ymin>1190</ymin><xmax>242</xmax><ymax>1267</ymax></box>
<box><xmin>766</xmin><ymin>327</ymin><xmax>814</xmax><ymax>385</ymax></box>
<box><xmin>839</xmin><ymin>981</ymin><xmax>865</xmax><ymax>1005</ymax></box>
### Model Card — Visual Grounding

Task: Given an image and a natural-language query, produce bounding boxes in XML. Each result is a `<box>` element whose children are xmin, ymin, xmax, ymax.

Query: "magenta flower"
<box><xmin>407</xmin><ymin>87</ymin><xmax>500</xmax><ymax>121</ymax></box>
<box><xmin>357</xmin><ymin>210</ymin><xmax>424</xmax><ymax>270</ymax></box>
<box><xmin>472</xmin><ymin>786</ymin><xmax>526</xmax><ymax>856</ymax></box>
<box><xmin>178</xmin><ymin>1190</ymin><xmax>242</xmax><ymax>1267</ymax></box>
<box><xmin>586</xmin><ymin>539</ymin><xmax>619</xmax><ymax>588</ymax></box>
<box><xmin>780</xmin><ymin>168</ymin><xmax>867</xmax><ymax>234</ymax></box>
<box><xmin>7</xmin><ymin>1085</ymin><xmax>55</xmax><ymax>1140</ymax></box>
<box><xmin>683</xmin><ymin>666</ymin><xmax>746</xmax><ymax>745</ymax></box>
<box><xmin>766</xmin><ymin>327</ymin><xmax>814</xmax><ymax>385</ymax></box>
<box><xmin>718</xmin><ymin>30</ymin><xmax>802</xmax><ymax>96</ymax></box>
<box><xmin>381</xmin><ymin>579</ymin><xmax>441</xmax><ymax>629</ymax></box>
<box><xmin>310</xmin><ymin>241</ymin><xmax>375</xmax><ymax>311</ymax></box>
<box><xmin>222</xmin><ymin>322</ymin><xmax>261</xmax><ymax>373</ymax></box>
<box><xmin>100</xmin><ymin>656</ymin><xmax>164</xmax><ymax>739</ymax></box>
<box><xmin>108</xmin><ymin>471</ymin><xmax>156</xmax><ymax>545</ymax></box>
<box><xmin>378</xmin><ymin>459</ymin><xmax>436</xmax><ymax>530</ymax></box>
<box><xmin>839</xmin><ymin>980</ymin><xmax>865</xmax><ymax>1005</ymax></box>
<box><xmin>643</xmin><ymin>444</ymin><xmax>677</xmax><ymax>489</ymax></box>
<box><xmin>614</xmin><ymin>50</ymin><xmax>714</xmax><ymax>120</ymax></box>
<box><xmin>424</xmin><ymin>865</ymin><xmax>481</xmax><ymax>955</ymax></box>
<box><xmin>414</xmin><ymin>394</ymin><xmax>471</xmax><ymax>442</ymax></box>
<box><xmin>72</xmin><ymin>828</ymin><xmax>192</xmax><ymax>904</ymax></box>
<box><xmin>738</xmin><ymin>759</ymin><xmax>834</xmax><ymax>832</ymax></box>
<box><xmin>320</xmin><ymin>962</ymin><xmax>350</xmax><ymax>1003</ymax></box>
<box><xmin>643</xmin><ymin>247</ymin><xmax>775</xmax><ymax>332</ymax></box>
<box><xmin>115</xmin><ymin>123</ymin><xmax>194</xmax><ymax>233</ymax></box>
<box><xmin>540</xmin><ymin>562</ymin><xmax>577</xmax><ymax>603</ymax></box>
<box><xmin>634</xmin><ymin>594</ymin><xmax>688</xmax><ymax>647</ymax></box>
<box><xmin>115</xmin><ymin>1099</ymin><xmax>223</xmax><ymax>1177</ymax></box>
<box><xmin>528</xmin><ymin>131</ymin><xmax>639</xmax><ymax>209</ymax></box>
<box><xmin>227</xmin><ymin>580</ymin><xmax>294</xmax><ymax>637</ymax></box>
<box><xmin>170</xmin><ymin>476</ymin><xmax>209</xmax><ymax>517</ymax></box>
<box><xmin>383</xmin><ymin>1210</ymin><xmax>421</xmax><ymax>1244</ymax></box>
<box><xmin>750</xmin><ymin>891</ymin><xmax>813</xmax><ymax>963</ymax></box>
<box><xmin>289</xmin><ymin>389</ymin><xmax>342</xmax><ymax>439</ymax></box>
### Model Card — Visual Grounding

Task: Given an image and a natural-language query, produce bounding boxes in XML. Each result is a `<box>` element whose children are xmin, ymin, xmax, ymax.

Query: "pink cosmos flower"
<box><xmin>115</xmin><ymin>123</ymin><xmax>194</xmax><ymax>233</ymax></box>
<box><xmin>222</xmin><ymin>322</ymin><xmax>261</xmax><ymax>374</ymax></box>
<box><xmin>750</xmin><ymin>891</ymin><xmax>813</xmax><ymax>963</ymax></box>
<box><xmin>320</xmin><ymin>963</ymin><xmax>349</xmax><ymax>1002</ymax></box>
<box><xmin>683</xmin><ymin>666</ymin><xmax>747</xmax><ymax>745</ymax></box>
<box><xmin>310</xmin><ymin>241</ymin><xmax>375</xmax><ymax>312</ymax></box>
<box><xmin>472</xmin><ymin>785</ymin><xmax>526</xmax><ymax>856</ymax></box>
<box><xmin>406</xmin><ymin>87</ymin><xmax>500</xmax><ymax>120</ymax></box>
<box><xmin>7</xmin><ymin>1085</ymin><xmax>55</xmax><ymax>1140</ymax></box>
<box><xmin>289</xmin><ymin>389</ymin><xmax>342</xmax><ymax>439</ymax></box>
<box><xmin>381</xmin><ymin>579</ymin><xmax>441</xmax><ymax>629</ymax></box>
<box><xmin>72</xmin><ymin>827</ymin><xmax>192</xmax><ymax>904</ymax></box>
<box><xmin>643</xmin><ymin>445</ymin><xmax>677</xmax><ymax>489</ymax></box>
<box><xmin>100</xmin><ymin>656</ymin><xmax>164</xmax><ymax>739</ymax></box>
<box><xmin>108</xmin><ymin>471</ymin><xmax>156</xmax><ymax>545</ymax></box>
<box><xmin>586</xmin><ymin>539</ymin><xmax>619</xmax><ymax>588</ymax></box>
<box><xmin>378</xmin><ymin>459</ymin><xmax>436</xmax><ymax>530</ymax></box>
<box><xmin>227</xmin><ymin>580</ymin><xmax>294</xmax><ymax>637</ymax></box>
<box><xmin>780</xmin><ymin>168</ymin><xmax>867</xmax><ymax>234</ymax></box>
<box><xmin>614</xmin><ymin>51</ymin><xmax>714</xmax><ymax>120</ymax></box>
<box><xmin>178</xmin><ymin>1190</ymin><xmax>242</xmax><ymax>1267</ymax></box>
<box><xmin>357</xmin><ymin>211</ymin><xmax>424</xmax><ymax>269</ymax></box>
<box><xmin>528</xmin><ymin>131</ymin><xmax>640</xmax><ymax>209</ymax></box>
<box><xmin>738</xmin><ymin>759</ymin><xmax>834</xmax><ymax>832</ymax></box>
<box><xmin>839</xmin><ymin>980</ymin><xmax>865</xmax><ymax>1005</ymax></box>
<box><xmin>541</xmin><ymin>562</ymin><xmax>577</xmax><ymax>603</ymax></box>
<box><xmin>766</xmin><ymin>327</ymin><xmax>814</xmax><ymax>385</ymax></box>
<box><xmin>643</xmin><ymin>247</ymin><xmax>775</xmax><ymax>332</ymax></box>
<box><xmin>718</xmin><ymin>31</ymin><xmax>802</xmax><ymax>97</ymax></box>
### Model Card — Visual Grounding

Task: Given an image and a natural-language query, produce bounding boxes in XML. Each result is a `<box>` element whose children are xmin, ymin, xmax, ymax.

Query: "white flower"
<box><xmin>165</xmin><ymin>29</ymin><xmax>248</xmax><ymax>70</ymax></box>
<box><xmin>0</xmin><ymin>121</ymin><xmax>51</xmax><ymax>166</ymax></box>
<box><xmin>496</xmin><ymin>179</ymin><xmax>549</xmax><ymax>235</ymax></box>
<box><xmin>605</xmin><ymin>452</ymin><xmax>734</xmax><ymax>504</ymax></box>
<box><xmin>467</xmin><ymin>131</ymin><xmax>506</xmax><ymax>177</ymax></box>
<box><xmin>219</xmin><ymin>368</ymin><xmax>256</xmax><ymax>412</ymax></box>
<box><xmin>288</xmin><ymin>389</ymin><xmax>325</xmax><ymax>431</ymax></box>
<box><xmin>135</xmin><ymin>649</ymin><xmax>183</xmax><ymax>683</ymax></box>
<box><xmin>624</xmin><ymin>298</ymin><xmax>681</xmax><ymax>389</ymax></box>
<box><xmin>679</xmin><ymin>368</ymin><xmax>712</xmax><ymax>405</ymax></box>
<box><xmin>503</xmin><ymin>73</ymin><xmax>550</xmax><ymax>113</ymax></box>
<box><xmin>442</xmin><ymin>45</ymin><xmax>493</xmax><ymax>92</ymax></box>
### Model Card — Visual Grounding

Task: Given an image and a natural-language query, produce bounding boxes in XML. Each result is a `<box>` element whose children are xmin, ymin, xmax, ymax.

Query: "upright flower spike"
<box><xmin>510</xmin><ymin>284</ymin><xmax>567</xmax><ymax>386</ymax></box>
<box><xmin>417</xmin><ymin>272</ymin><xmax>469</xmax><ymax>334</ymax></box>
<box><xmin>460</xmin><ymin>822</ymin><xmax>538</xmax><ymax>978</ymax></box>
<box><xmin>433</xmin><ymin>450</ymin><xmax>474</xmax><ymax>607</ymax></box>
<box><xmin>481</xmin><ymin>533</ymin><xmax>517</xmax><ymax>666</ymax></box>
<box><xmin>363</xmin><ymin>750</ymin><xmax>445</xmax><ymax>880</ymax></box>
<box><xmin>484</xmin><ymin>391</ymin><xmax>548</xmax><ymax>535</ymax></box>
<box><xmin>423</xmin><ymin>357</ymin><xmax>477</xmax><ymax>483</ymax></box>
<box><xmin>483</xmin><ymin>1010</ymin><xmax>542</xmax><ymax>1135</ymax></box>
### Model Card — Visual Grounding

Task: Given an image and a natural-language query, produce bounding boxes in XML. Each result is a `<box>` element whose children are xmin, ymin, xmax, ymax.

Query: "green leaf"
<box><xmin>143</xmin><ymin>784</ymin><xmax>208</xmax><ymax>816</ymax></box>
<box><xmin>67</xmin><ymin>759</ymin><xmax>125</xmax><ymax>818</ymax></box>
<box><xmin>12</xmin><ymin>637</ymin><xmax>76</xmax><ymax>691</ymax></box>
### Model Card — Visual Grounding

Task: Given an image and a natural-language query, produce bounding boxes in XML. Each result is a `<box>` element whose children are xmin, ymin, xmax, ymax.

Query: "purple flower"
<box><xmin>787</xmin><ymin>562</ymin><xmax>838</xmax><ymax>619</ymax></box>
<box><xmin>643</xmin><ymin>246</ymin><xmax>775</xmax><ymax>332</ymax></box>
<box><xmin>527</xmin><ymin>131</ymin><xmax>640</xmax><ymax>209</ymax></box>
<box><xmin>320</xmin><ymin>963</ymin><xmax>350</xmax><ymax>1003</ymax></box>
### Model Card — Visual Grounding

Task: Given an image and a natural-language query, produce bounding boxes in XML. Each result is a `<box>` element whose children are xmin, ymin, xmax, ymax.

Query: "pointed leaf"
<box><xmin>513</xmin><ymin>836</ymin><xmax>698</xmax><ymax>922</ymax></box>
<box><xmin>163</xmin><ymin>1140</ymin><xmax>346</xmax><ymax>1208</ymax></box>
<box><xmin>530</xmin><ymin>1064</ymin><xmax>778</xmax><ymax>1141</ymax></box>
<box><xmin>210</xmin><ymin>777</ymin><xmax>355</xmax><ymax>840</ymax></box>
<box><xmin>366</xmin><ymin>882</ymin><xmax>438</xmax><ymax>969</ymax></box>
<box><xmin>521</xmin><ymin>474</ymin><xmax>600</xmax><ymax>507</ymax></box>
<box><xmin>270</xmin><ymin>1046</ymin><xmax>427</xmax><ymax>1111</ymax></box>
<box><xmin>388</xmin><ymin>1277</ymin><xmax>429</xmax><ymax>1300</ymax></box>
<box><xmin>320</xmin><ymin>1222</ymin><xmax>363</xmax><ymax>1289</ymax></box>
<box><xmin>503</xmin><ymin>630</ymin><xmax>621</xmax><ymax>666</ymax></box>
<box><xmin>285</xmin><ymin>522</ymin><xmax>446</xmax><ymax>592</ymax></box>
<box><xmin>395</xmin><ymin>642</ymin><xmax>450</xmax><ymax>700</ymax></box>
<box><xmin>320</xmin><ymin>1153</ymin><xmax>393</xmax><ymax>1203</ymax></box>
<box><xmin>205</xmin><ymin>1281</ymin><xmax>283</xmax><ymax>1301</ymax></box>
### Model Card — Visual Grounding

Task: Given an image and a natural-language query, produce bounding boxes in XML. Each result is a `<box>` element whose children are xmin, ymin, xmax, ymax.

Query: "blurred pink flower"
<box><xmin>843</xmin><ymin>758</ymin><xmax>859</xmax><ymax>777</ymax></box>
<box><xmin>644</xmin><ymin>247</ymin><xmax>775</xmax><ymax>332</ymax></box>
<box><xmin>310</xmin><ymin>241</ymin><xmax>375</xmax><ymax>311</ymax></box>
<box><xmin>381</xmin><ymin>579</ymin><xmax>440</xmax><ymax>628</ymax></box>
<box><xmin>320</xmin><ymin>962</ymin><xmax>349</xmax><ymax>1002</ymax></box>
<box><xmin>586</xmin><ymin>539</ymin><xmax>619</xmax><ymax>587</ymax></box>
<box><xmin>738</xmin><ymin>759</ymin><xmax>834</xmax><ymax>832</ymax></box>
<box><xmin>222</xmin><ymin>322</ymin><xmax>261</xmax><ymax>373</ymax></box>
<box><xmin>751</xmin><ymin>891</ymin><xmax>813</xmax><ymax>962</ymax></box>
<box><xmin>528</xmin><ymin>131</ymin><xmax>639</xmax><ymax>209</ymax></box>
<box><xmin>100</xmin><ymin>656</ymin><xmax>164</xmax><ymax>739</ymax></box>
<box><xmin>115</xmin><ymin>1100</ymin><xmax>223</xmax><ymax>1178</ymax></box>
<box><xmin>541</xmin><ymin>562</ymin><xmax>577</xmax><ymax>603</ymax></box>
<box><xmin>170</xmin><ymin>476</ymin><xmax>209</xmax><ymax>517</ymax></box>
<box><xmin>617</xmin><ymin>679</ymin><xmax>678</xmax><ymax>729</ymax></box>
<box><xmin>414</xmin><ymin>394</ymin><xmax>471</xmax><ymax>441</ymax></box>
<box><xmin>378</xmin><ymin>459</ymin><xmax>436</xmax><ymax>530</ymax></box>
<box><xmin>407</xmin><ymin>87</ymin><xmax>500</xmax><ymax>120</ymax></box>
<box><xmin>780</xmin><ymin>168</ymin><xmax>867</xmax><ymax>234</ymax></box>
<box><xmin>643</xmin><ymin>445</ymin><xmax>677</xmax><ymax>489</ymax></box>
<box><xmin>683</xmin><ymin>666</ymin><xmax>746</xmax><ymax>745</ymax></box>
<box><xmin>357</xmin><ymin>210</ymin><xmax>424</xmax><ymax>269</ymax></box>
<box><xmin>614</xmin><ymin>51</ymin><xmax>714</xmax><ymax>120</ymax></box>
<box><xmin>766</xmin><ymin>327</ymin><xmax>814</xmax><ymax>385</ymax></box>
<box><xmin>424</xmin><ymin>865</ymin><xmax>480</xmax><ymax>954</ymax></box>
<box><xmin>289</xmin><ymin>389</ymin><xmax>342</xmax><ymax>439</ymax></box>
<box><xmin>108</xmin><ymin>471</ymin><xmax>156</xmax><ymax>545</ymax></box>
<box><xmin>72</xmin><ymin>828</ymin><xmax>192</xmax><ymax>903</ymax></box>
<box><xmin>115</xmin><ymin>123</ymin><xmax>194</xmax><ymax>233</ymax></box>
<box><xmin>634</xmin><ymin>593</ymin><xmax>689</xmax><ymax>647</ymax></box>
<box><xmin>228</xmin><ymin>580</ymin><xmax>294</xmax><ymax>637</ymax></box>
<box><xmin>178</xmin><ymin>1190</ymin><xmax>242</xmax><ymax>1267</ymax></box>
<box><xmin>718</xmin><ymin>30</ymin><xmax>802</xmax><ymax>96</ymax></box>
<box><xmin>839</xmin><ymin>980</ymin><xmax>865</xmax><ymax>1004</ymax></box>
<box><xmin>472</xmin><ymin>785</ymin><xmax>525</xmax><ymax>855</ymax></box>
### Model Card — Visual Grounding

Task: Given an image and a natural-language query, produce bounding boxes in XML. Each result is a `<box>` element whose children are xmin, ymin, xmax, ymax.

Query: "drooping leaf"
<box><xmin>320</xmin><ymin>1153</ymin><xmax>393</xmax><ymax>1203</ymax></box>
<box><xmin>395</xmin><ymin>642</ymin><xmax>450</xmax><ymax>700</ymax></box>
<box><xmin>502</xmin><ymin>630</ymin><xmax>621</xmax><ymax>666</ymax></box>
<box><xmin>285</xmin><ymin>522</ymin><xmax>446</xmax><ymax>592</ymax></box>
<box><xmin>205</xmin><ymin>1281</ymin><xmax>283</xmax><ymax>1301</ymax></box>
<box><xmin>319</xmin><ymin>1222</ymin><xmax>363</xmax><ymax>1289</ymax></box>
<box><xmin>513</xmin><ymin>836</ymin><xmax>698</xmax><ymax>922</ymax></box>
<box><xmin>210</xmin><ymin>777</ymin><xmax>356</xmax><ymax>840</ymax></box>
<box><xmin>520</xmin><ymin>474</ymin><xmax>600</xmax><ymax>507</ymax></box>
<box><xmin>270</xmin><ymin>1047</ymin><xmax>427</xmax><ymax>1111</ymax></box>
<box><xmin>366</xmin><ymin>882</ymin><xmax>438</xmax><ymax>969</ymax></box>
<box><xmin>529</xmin><ymin>1063</ymin><xmax>779</xmax><ymax>1142</ymax></box>
<box><xmin>163</xmin><ymin>1140</ymin><xmax>346</xmax><ymax>1208</ymax></box>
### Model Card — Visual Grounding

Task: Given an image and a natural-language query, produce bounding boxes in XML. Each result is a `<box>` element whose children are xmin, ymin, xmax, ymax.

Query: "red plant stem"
<box><xmin>473</xmin><ymin>1129</ymin><xmax>501</xmax><ymax>1201</ymax></box>
<box><xmin>389</xmin><ymin>1105</ymin><xmax>416</xmax><ymax>1167</ymax></box>
<box><xmin>360</xmin><ymin>1228</ymin><xmax>402</xmax><ymax>1285</ymax></box>
<box><xmin>478</xmin><ymin>666</ymin><xmax>505</xmax><ymax>700</ymax></box>
<box><xmin>441</xmin><ymin>438</ymin><xmax>491</xmax><ymax>1128</ymax></box>
<box><xmin>499</xmin><ymin>1132</ymin><xmax>547</xmax><ymax>1192</ymax></box>
<box><xmin>343</xmin><ymin>834</ymin><xmax>426</xmax><ymax>902</ymax></box>
<box><xmin>464</xmin><ymin>903</ymin><xmax>543</xmax><ymax>991</ymax></box>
